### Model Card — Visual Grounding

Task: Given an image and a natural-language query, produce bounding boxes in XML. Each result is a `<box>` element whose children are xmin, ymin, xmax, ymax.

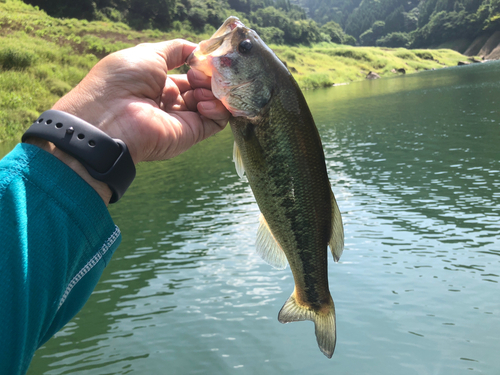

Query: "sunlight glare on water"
<box><xmin>22</xmin><ymin>62</ymin><xmax>500</xmax><ymax>374</ymax></box>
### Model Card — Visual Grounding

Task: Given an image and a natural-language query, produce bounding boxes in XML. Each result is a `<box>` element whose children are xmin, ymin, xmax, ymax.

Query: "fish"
<box><xmin>186</xmin><ymin>17</ymin><xmax>344</xmax><ymax>358</ymax></box>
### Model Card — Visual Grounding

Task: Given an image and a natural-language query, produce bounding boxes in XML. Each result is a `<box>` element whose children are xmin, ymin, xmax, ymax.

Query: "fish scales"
<box><xmin>187</xmin><ymin>16</ymin><xmax>344</xmax><ymax>358</ymax></box>
<box><xmin>231</xmin><ymin>81</ymin><xmax>333</xmax><ymax>307</ymax></box>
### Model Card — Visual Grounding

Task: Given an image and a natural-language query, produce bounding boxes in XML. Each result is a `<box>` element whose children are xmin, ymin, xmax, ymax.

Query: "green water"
<box><xmin>12</xmin><ymin>61</ymin><xmax>500</xmax><ymax>374</ymax></box>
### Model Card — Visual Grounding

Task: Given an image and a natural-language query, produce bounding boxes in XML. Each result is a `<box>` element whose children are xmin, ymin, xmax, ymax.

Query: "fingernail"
<box><xmin>200</xmin><ymin>101</ymin><xmax>216</xmax><ymax>110</ymax></box>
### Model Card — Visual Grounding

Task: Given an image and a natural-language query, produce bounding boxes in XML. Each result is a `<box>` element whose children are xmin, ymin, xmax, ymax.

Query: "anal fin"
<box><xmin>255</xmin><ymin>213</ymin><xmax>287</xmax><ymax>269</ymax></box>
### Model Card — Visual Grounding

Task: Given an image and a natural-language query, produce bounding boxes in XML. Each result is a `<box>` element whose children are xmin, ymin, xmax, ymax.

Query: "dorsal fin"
<box><xmin>233</xmin><ymin>141</ymin><xmax>245</xmax><ymax>179</ymax></box>
<box><xmin>256</xmin><ymin>213</ymin><xmax>288</xmax><ymax>269</ymax></box>
<box><xmin>329</xmin><ymin>190</ymin><xmax>344</xmax><ymax>262</ymax></box>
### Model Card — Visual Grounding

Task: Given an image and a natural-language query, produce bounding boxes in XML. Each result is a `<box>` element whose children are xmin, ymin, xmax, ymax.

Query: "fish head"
<box><xmin>187</xmin><ymin>17</ymin><xmax>285</xmax><ymax>118</ymax></box>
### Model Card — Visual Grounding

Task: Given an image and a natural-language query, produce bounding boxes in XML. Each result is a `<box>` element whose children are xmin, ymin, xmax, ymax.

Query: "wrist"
<box><xmin>52</xmin><ymin>100</ymin><xmax>140</xmax><ymax>165</ymax></box>
<box><xmin>22</xmin><ymin>110</ymin><xmax>136</xmax><ymax>204</ymax></box>
<box><xmin>24</xmin><ymin>138</ymin><xmax>113</xmax><ymax>205</ymax></box>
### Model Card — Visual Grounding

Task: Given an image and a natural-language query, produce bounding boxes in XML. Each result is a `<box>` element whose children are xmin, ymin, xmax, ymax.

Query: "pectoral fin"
<box><xmin>233</xmin><ymin>141</ymin><xmax>245</xmax><ymax>179</ymax></box>
<box><xmin>329</xmin><ymin>190</ymin><xmax>344</xmax><ymax>262</ymax></box>
<box><xmin>255</xmin><ymin>213</ymin><xmax>287</xmax><ymax>269</ymax></box>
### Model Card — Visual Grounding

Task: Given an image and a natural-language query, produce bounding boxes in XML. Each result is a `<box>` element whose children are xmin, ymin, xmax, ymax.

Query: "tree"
<box><xmin>376</xmin><ymin>32</ymin><xmax>411</xmax><ymax>47</ymax></box>
<box><xmin>321</xmin><ymin>20</ymin><xmax>346</xmax><ymax>44</ymax></box>
<box><xmin>23</xmin><ymin>0</ymin><xmax>96</xmax><ymax>20</ymax></box>
<box><xmin>360</xmin><ymin>20</ymin><xmax>385</xmax><ymax>46</ymax></box>
<box><xmin>404</xmin><ymin>7</ymin><xmax>419</xmax><ymax>32</ymax></box>
<box><xmin>186</xmin><ymin>0</ymin><xmax>228</xmax><ymax>31</ymax></box>
<box><xmin>384</xmin><ymin>5</ymin><xmax>405</xmax><ymax>34</ymax></box>
<box><xmin>257</xmin><ymin>26</ymin><xmax>285</xmax><ymax>44</ymax></box>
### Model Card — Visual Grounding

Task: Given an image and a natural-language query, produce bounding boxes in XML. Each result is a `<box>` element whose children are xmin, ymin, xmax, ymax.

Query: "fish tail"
<box><xmin>278</xmin><ymin>291</ymin><xmax>336</xmax><ymax>358</ymax></box>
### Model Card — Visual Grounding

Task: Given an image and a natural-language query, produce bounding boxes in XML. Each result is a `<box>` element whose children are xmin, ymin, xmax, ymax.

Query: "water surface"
<box><xmin>13</xmin><ymin>62</ymin><xmax>500</xmax><ymax>374</ymax></box>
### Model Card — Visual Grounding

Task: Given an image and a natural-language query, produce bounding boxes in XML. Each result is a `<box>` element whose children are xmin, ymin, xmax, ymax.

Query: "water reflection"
<box><xmin>24</xmin><ymin>62</ymin><xmax>500</xmax><ymax>374</ymax></box>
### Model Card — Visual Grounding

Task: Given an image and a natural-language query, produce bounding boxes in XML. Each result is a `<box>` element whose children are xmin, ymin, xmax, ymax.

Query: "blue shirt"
<box><xmin>0</xmin><ymin>143</ymin><xmax>121</xmax><ymax>374</ymax></box>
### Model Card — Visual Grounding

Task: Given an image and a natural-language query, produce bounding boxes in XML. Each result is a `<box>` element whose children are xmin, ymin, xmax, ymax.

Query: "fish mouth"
<box><xmin>211</xmin><ymin>16</ymin><xmax>245</xmax><ymax>39</ymax></box>
<box><xmin>186</xmin><ymin>17</ymin><xmax>246</xmax><ymax>68</ymax></box>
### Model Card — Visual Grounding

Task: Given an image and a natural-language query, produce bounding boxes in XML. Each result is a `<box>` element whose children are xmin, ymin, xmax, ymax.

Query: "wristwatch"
<box><xmin>22</xmin><ymin>110</ymin><xmax>136</xmax><ymax>203</ymax></box>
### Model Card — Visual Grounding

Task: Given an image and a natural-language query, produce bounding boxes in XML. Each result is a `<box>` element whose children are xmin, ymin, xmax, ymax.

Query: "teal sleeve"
<box><xmin>0</xmin><ymin>143</ymin><xmax>122</xmax><ymax>374</ymax></box>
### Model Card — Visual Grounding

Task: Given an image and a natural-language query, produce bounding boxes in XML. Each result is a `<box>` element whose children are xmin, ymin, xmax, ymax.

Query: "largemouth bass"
<box><xmin>187</xmin><ymin>17</ymin><xmax>344</xmax><ymax>358</ymax></box>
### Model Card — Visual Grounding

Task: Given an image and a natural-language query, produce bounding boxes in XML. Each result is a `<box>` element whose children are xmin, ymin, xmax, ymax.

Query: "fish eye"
<box><xmin>238</xmin><ymin>39</ymin><xmax>253</xmax><ymax>54</ymax></box>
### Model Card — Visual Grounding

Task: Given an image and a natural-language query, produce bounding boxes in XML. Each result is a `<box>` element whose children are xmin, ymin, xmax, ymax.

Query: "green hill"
<box><xmin>0</xmin><ymin>0</ymin><xmax>466</xmax><ymax>142</ymax></box>
<box><xmin>296</xmin><ymin>0</ymin><xmax>500</xmax><ymax>52</ymax></box>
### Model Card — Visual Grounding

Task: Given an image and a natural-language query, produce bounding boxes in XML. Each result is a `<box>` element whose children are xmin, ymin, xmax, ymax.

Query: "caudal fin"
<box><xmin>278</xmin><ymin>292</ymin><xmax>336</xmax><ymax>358</ymax></box>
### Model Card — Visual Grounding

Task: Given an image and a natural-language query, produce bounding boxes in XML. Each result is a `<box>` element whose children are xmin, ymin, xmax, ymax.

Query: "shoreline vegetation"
<box><xmin>0</xmin><ymin>0</ymin><xmax>467</xmax><ymax>142</ymax></box>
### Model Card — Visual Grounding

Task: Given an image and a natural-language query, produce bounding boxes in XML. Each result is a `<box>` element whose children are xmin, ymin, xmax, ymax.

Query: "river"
<box><xmin>3</xmin><ymin>61</ymin><xmax>499</xmax><ymax>374</ymax></box>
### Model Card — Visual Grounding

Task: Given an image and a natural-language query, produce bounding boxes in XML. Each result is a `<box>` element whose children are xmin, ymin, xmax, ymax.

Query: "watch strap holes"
<box><xmin>22</xmin><ymin>110</ymin><xmax>136</xmax><ymax>203</ymax></box>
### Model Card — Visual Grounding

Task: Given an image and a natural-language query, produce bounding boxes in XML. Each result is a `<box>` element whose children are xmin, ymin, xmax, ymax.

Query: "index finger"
<box><xmin>154</xmin><ymin>39</ymin><xmax>198</xmax><ymax>71</ymax></box>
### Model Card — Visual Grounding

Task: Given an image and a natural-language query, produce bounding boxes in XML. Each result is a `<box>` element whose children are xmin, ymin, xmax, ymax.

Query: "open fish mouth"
<box><xmin>187</xmin><ymin>16</ymin><xmax>245</xmax><ymax>64</ymax></box>
<box><xmin>210</xmin><ymin>16</ymin><xmax>245</xmax><ymax>40</ymax></box>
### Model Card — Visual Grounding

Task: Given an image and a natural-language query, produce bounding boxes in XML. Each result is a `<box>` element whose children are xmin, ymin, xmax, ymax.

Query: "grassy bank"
<box><xmin>273</xmin><ymin>44</ymin><xmax>466</xmax><ymax>89</ymax></box>
<box><xmin>0</xmin><ymin>0</ymin><xmax>466</xmax><ymax>142</ymax></box>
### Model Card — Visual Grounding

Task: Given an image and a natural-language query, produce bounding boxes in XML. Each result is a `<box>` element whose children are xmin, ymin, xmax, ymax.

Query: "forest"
<box><xmin>298</xmin><ymin>0</ymin><xmax>500</xmax><ymax>48</ymax></box>
<box><xmin>21</xmin><ymin>0</ymin><xmax>500</xmax><ymax>48</ymax></box>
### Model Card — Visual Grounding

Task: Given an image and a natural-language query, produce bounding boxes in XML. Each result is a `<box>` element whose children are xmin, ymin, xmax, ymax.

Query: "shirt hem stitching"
<box><xmin>57</xmin><ymin>225</ymin><xmax>121</xmax><ymax>311</ymax></box>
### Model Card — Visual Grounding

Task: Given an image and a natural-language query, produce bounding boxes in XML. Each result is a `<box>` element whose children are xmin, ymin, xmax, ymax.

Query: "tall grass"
<box><xmin>0</xmin><ymin>0</ymin><xmax>466</xmax><ymax>142</ymax></box>
<box><xmin>0</xmin><ymin>32</ymin><xmax>100</xmax><ymax>140</ymax></box>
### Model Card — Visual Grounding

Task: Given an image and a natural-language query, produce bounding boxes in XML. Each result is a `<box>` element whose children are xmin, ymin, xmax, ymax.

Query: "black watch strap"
<box><xmin>22</xmin><ymin>110</ymin><xmax>136</xmax><ymax>203</ymax></box>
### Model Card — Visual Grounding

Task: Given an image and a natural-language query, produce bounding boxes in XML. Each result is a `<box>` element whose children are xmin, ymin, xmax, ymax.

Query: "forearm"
<box><xmin>0</xmin><ymin>144</ymin><xmax>121</xmax><ymax>374</ymax></box>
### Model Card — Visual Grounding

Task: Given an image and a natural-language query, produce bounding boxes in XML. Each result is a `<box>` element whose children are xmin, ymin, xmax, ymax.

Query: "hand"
<box><xmin>52</xmin><ymin>39</ymin><xmax>230</xmax><ymax>164</ymax></box>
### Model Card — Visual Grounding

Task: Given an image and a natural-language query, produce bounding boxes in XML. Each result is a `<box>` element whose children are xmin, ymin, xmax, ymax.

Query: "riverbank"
<box><xmin>272</xmin><ymin>44</ymin><xmax>465</xmax><ymax>89</ymax></box>
<box><xmin>0</xmin><ymin>0</ymin><xmax>466</xmax><ymax>142</ymax></box>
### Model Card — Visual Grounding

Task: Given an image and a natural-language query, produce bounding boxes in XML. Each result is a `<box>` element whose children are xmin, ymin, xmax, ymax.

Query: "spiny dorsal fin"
<box><xmin>233</xmin><ymin>141</ymin><xmax>245</xmax><ymax>179</ymax></box>
<box><xmin>329</xmin><ymin>190</ymin><xmax>344</xmax><ymax>262</ymax></box>
<box><xmin>255</xmin><ymin>213</ymin><xmax>288</xmax><ymax>269</ymax></box>
<box><xmin>278</xmin><ymin>289</ymin><xmax>336</xmax><ymax>358</ymax></box>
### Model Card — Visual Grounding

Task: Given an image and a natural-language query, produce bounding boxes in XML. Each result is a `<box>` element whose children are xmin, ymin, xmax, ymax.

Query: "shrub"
<box><xmin>203</xmin><ymin>24</ymin><xmax>216</xmax><ymax>35</ymax></box>
<box><xmin>297</xmin><ymin>72</ymin><xmax>332</xmax><ymax>90</ymax></box>
<box><xmin>320</xmin><ymin>20</ymin><xmax>358</xmax><ymax>45</ymax></box>
<box><xmin>45</xmin><ymin>77</ymin><xmax>72</xmax><ymax>96</ymax></box>
<box><xmin>376</xmin><ymin>32</ymin><xmax>411</xmax><ymax>48</ymax></box>
<box><xmin>282</xmin><ymin>50</ymin><xmax>297</xmax><ymax>61</ymax></box>
<box><xmin>320</xmin><ymin>21</ymin><xmax>344</xmax><ymax>44</ymax></box>
<box><xmin>258</xmin><ymin>26</ymin><xmax>285</xmax><ymax>44</ymax></box>
<box><xmin>343</xmin><ymin>35</ymin><xmax>357</xmax><ymax>46</ymax></box>
<box><xmin>415</xmin><ymin>50</ymin><xmax>434</xmax><ymax>60</ymax></box>
<box><xmin>0</xmin><ymin>47</ymin><xmax>35</xmax><ymax>70</ymax></box>
<box><xmin>395</xmin><ymin>50</ymin><xmax>417</xmax><ymax>60</ymax></box>
<box><xmin>359</xmin><ymin>29</ymin><xmax>375</xmax><ymax>46</ymax></box>
<box><xmin>328</xmin><ymin>48</ymin><xmax>373</xmax><ymax>62</ymax></box>
<box><xmin>34</xmin><ymin>63</ymin><xmax>55</xmax><ymax>79</ymax></box>
<box><xmin>172</xmin><ymin>20</ymin><xmax>182</xmax><ymax>31</ymax></box>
